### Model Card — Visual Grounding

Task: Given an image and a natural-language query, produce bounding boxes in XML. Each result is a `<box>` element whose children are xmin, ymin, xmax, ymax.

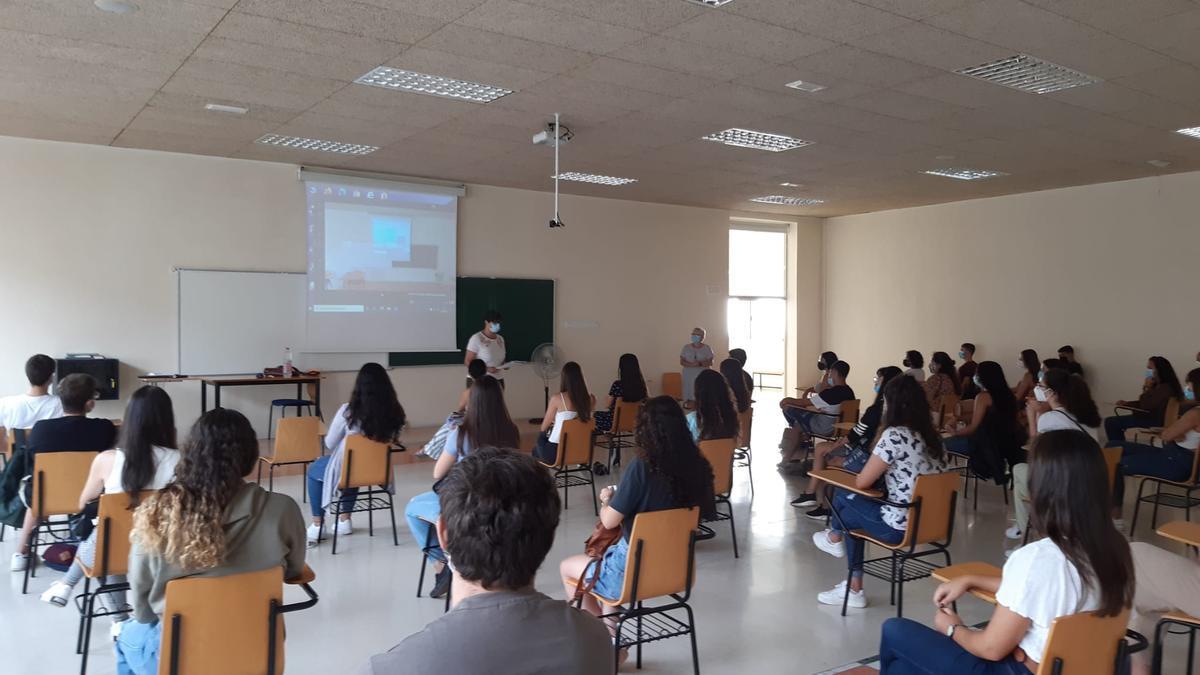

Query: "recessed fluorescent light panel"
<box><xmin>955</xmin><ymin>54</ymin><xmax>1099</xmax><ymax>94</ymax></box>
<box><xmin>1176</xmin><ymin>127</ymin><xmax>1200</xmax><ymax>140</ymax></box>
<box><xmin>683</xmin><ymin>0</ymin><xmax>736</xmax><ymax>6</ymax></box>
<box><xmin>750</xmin><ymin>196</ymin><xmax>825</xmax><ymax>206</ymax></box>
<box><xmin>779</xmin><ymin>182</ymin><xmax>801</xmax><ymax>187</ymax></box>
<box><xmin>702</xmin><ymin>128</ymin><xmax>812</xmax><ymax>152</ymax></box>
<box><xmin>922</xmin><ymin>168</ymin><xmax>1008</xmax><ymax>181</ymax></box>
<box><xmin>785</xmin><ymin>79</ymin><xmax>826</xmax><ymax>93</ymax></box>
<box><xmin>204</xmin><ymin>102</ymin><xmax>248</xmax><ymax>115</ymax></box>
<box><xmin>255</xmin><ymin>134</ymin><xmax>378</xmax><ymax>156</ymax></box>
<box><xmin>553</xmin><ymin>172</ymin><xmax>637</xmax><ymax>186</ymax></box>
<box><xmin>355</xmin><ymin>67</ymin><xmax>512</xmax><ymax>103</ymax></box>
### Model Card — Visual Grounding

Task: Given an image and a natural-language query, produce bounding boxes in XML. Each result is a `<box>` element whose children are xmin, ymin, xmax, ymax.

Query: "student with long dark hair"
<box><xmin>455</xmin><ymin>358</ymin><xmax>488</xmax><ymax>413</ymax></box>
<box><xmin>902</xmin><ymin>350</ymin><xmax>926</xmax><ymax>382</ymax></box>
<box><xmin>593</xmin><ymin>353</ymin><xmax>648</xmax><ymax>433</ymax></box>
<box><xmin>728</xmin><ymin>348</ymin><xmax>754</xmax><ymax>394</ymax></box>
<box><xmin>924</xmin><ymin>351</ymin><xmax>960</xmax><ymax>414</ymax></box>
<box><xmin>533</xmin><ymin>362</ymin><xmax>594</xmax><ymax>464</ymax></box>
<box><xmin>406</xmin><ymin>376</ymin><xmax>519</xmax><ymax>598</ymax></box>
<box><xmin>39</xmin><ymin>386</ymin><xmax>181</xmax><ymax>624</ymax></box>
<box><xmin>116</xmin><ymin>408</ymin><xmax>306</xmax><ymax>675</ymax></box>
<box><xmin>686</xmin><ymin>369</ymin><xmax>740</xmax><ymax>442</ymax></box>
<box><xmin>879</xmin><ymin>430</ymin><xmax>1134</xmax><ymax>674</ymax></box>
<box><xmin>958</xmin><ymin>343</ymin><xmax>979</xmax><ymax>400</ymax></box>
<box><xmin>1105</xmin><ymin>355</ymin><xmax>1183</xmax><ymax>443</ymax></box>
<box><xmin>719</xmin><ymin>358</ymin><xmax>752</xmax><ymax>413</ymax></box>
<box><xmin>812</xmin><ymin>376</ymin><xmax>948</xmax><ymax>608</ymax></box>
<box><xmin>1013</xmin><ymin>349</ymin><xmax>1040</xmax><ymax>402</ymax></box>
<box><xmin>944</xmin><ymin>362</ymin><xmax>1026</xmax><ymax>485</ymax></box>
<box><xmin>307</xmin><ymin>362</ymin><xmax>406</xmax><ymax>543</ymax></box>
<box><xmin>560</xmin><ymin>397</ymin><xmax>715</xmax><ymax>638</ymax></box>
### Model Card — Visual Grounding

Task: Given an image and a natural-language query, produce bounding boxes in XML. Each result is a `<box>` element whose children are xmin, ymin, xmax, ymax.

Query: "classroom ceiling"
<box><xmin>5</xmin><ymin>0</ymin><xmax>1200</xmax><ymax>217</ymax></box>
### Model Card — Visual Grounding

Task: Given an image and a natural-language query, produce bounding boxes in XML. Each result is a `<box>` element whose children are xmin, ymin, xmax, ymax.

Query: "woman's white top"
<box><xmin>466</xmin><ymin>331</ymin><xmax>506</xmax><ymax>380</ymax></box>
<box><xmin>1181</xmin><ymin>427</ymin><xmax>1200</xmax><ymax>451</ymax></box>
<box><xmin>319</xmin><ymin>403</ymin><xmax>366</xmax><ymax>509</ymax></box>
<box><xmin>904</xmin><ymin>367</ymin><xmax>926</xmax><ymax>382</ymax></box>
<box><xmin>548</xmin><ymin>392</ymin><xmax>578</xmax><ymax>444</ymax></box>
<box><xmin>1036</xmin><ymin>409</ymin><xmax>1100</xmax><ymax>442</ymax></box>
<box><xmin>996</xmin><ymin>538</ymin><xmax>1097</xmax><ymax>660</ymax></box>
<box><xmin>104</xmin><ymin>445</ymin><xmax>181</xmax><ymax>493</ymax></box>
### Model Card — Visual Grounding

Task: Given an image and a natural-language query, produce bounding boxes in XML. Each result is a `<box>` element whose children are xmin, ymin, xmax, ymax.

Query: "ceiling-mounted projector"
<box><xmin>532</xmin><ymin>121</ymin><xmax>573</xmax><ymax>147</ymax></box>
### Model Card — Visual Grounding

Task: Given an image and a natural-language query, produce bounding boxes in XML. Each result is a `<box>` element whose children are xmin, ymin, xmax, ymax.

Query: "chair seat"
<box><xmin>1162</xmin><ymin>611</ymin><xmax>1200</xmax><ymax>627</ymax></box>
<box><xmin>271</xmin><ymin>398</ymin><xmax>314</xmax><ymax>407</ymax></box>
<box><xmin>1130</xmin><ymin>473</ymin><xmax>1198</xmax><ymax>488</ymax></box>
<box><xmin>564</xmin><ymin>575</ymin><xmax>622</xmax><ymax>607</ymax></box>
<box><xmin>851</xmin><ymin>529</ymin><xmax>912</xmax><ymax>550</ymax></box>
<box><xmin>257</xmin><ymin>455</ymin><xmax>310</xmax><ymax>467</ymax></box>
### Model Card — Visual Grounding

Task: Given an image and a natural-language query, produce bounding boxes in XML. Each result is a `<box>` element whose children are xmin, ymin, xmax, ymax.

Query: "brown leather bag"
<box><xmin>571</xmin><ymin>520</ymin><xmax>622</xmax><ymax>604</ymax></box>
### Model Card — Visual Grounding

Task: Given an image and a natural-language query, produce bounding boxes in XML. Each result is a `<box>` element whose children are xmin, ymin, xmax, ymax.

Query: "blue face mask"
<box><xmin>973</xmin><ymin>375</ymin><xmax>983</xmax><ymax>389</ymax></box>
<box><xmin>1145</xmin><ymin>369</ymin><xmax>1155</xmax><ymax>380</ymax></box>
<box><xmin>1187</xmin><ymin>387</ymin><xmax>1196</xmax><ymax>402</ymax></box>
<box><xmin>1038</xmin><ymin>370</ymin><xmax>1046</xmax><ymax>382</ymax></box>
<box><xmin>827</xmin><ymin>376</ymin><xmax>835</xmax><ymax>386</ymax></box>
<box><xmin>690</xmin><ymin>335</ymin><xmax>701</xmax><ymax>344</ymax></box>
<box><xmin>958</xmin><ymin>351</ymin><xmax>966</xmax><ymax>359</ymax></box>
<box><xmin>873</xmin><ymin>383</ymin><xmax>881</xmax><ymax>393</ymax></box>
<box><xmin>489</xmin><ymin>322</ymin><xmax>501</xmax><ymax>333</ymax></box>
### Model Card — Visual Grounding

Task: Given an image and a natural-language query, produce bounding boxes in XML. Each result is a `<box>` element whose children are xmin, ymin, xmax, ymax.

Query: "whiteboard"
<box><xmin>177</xmin><ymin>269</ymin><xmax>384</xmax><ymax>375</ymax></box>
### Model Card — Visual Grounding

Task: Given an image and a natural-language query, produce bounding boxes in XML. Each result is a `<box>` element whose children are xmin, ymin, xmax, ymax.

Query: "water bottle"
<box><xmin>284</xmin><ymin>347</ymin><xmax>294</xmax><ymax>377</ymax></box>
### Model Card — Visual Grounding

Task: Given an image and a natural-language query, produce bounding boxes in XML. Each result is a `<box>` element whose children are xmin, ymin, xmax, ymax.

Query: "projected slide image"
<box><xmin>325</xmin><ymin>206</ymin><xmax>414</xmax><ymax>291</ymax></box>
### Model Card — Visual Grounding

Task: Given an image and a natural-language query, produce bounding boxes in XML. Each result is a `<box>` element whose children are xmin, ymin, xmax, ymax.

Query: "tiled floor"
<box><xmin>1</xmin><ymin>394</ymin><xmax>1194</xmax><ymax>674</ymax></box>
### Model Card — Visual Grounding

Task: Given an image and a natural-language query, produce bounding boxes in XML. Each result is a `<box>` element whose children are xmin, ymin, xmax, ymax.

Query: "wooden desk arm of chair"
<box><xmin>280</xmin><ymin>566</ymin><xmax>319</xmax><ymax>614</ymax></box>
<box><xmin>1114</xmin><ymin>405</ymin><xmax>1149</xmax><ymax>416</ymax></box>
<box><xmin>808</xmin><ymin>467</ymin><xmax>884</xmax><ymax>499</ymax></box>
<box><xmin>931</xmin><ymin>562</ymin><xmax>1001</xmax><ymax>604</ymax></box>
<box><xmin>286</xmin><ymin>564</ymin><xmax>316</xmax><ymax>585</ymax></box>
<box><xmin>1125</xmin><ymin>629</ymin><xmax>1149</xmax><ymax>657</ymax></box>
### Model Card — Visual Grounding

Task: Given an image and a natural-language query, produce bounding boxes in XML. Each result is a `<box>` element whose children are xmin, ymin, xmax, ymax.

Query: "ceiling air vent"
<box><xmin>955</xmin><ymin>54</ymin><xmax>1099</xmax><ymax>94</ymax></box>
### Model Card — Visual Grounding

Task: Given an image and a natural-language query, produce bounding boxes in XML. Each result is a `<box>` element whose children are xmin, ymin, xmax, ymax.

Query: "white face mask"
<box><xmin>1033</xmin><ymin>385</ymin><xmax>1048</xmax><ymax>402</ymax></box>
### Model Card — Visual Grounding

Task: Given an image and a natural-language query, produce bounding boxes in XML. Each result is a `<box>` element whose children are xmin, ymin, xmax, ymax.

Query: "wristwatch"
<box><xmin>946</xmin><ymin>623</ymin><xmax>967</xmax><ymax>638</ymax></box>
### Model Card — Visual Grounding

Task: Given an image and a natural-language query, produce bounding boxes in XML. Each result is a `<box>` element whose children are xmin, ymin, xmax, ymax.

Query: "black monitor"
<box><xmin>56</xmin><ymin>357</ymin><xmax>119</xmax><ymax>400</ymax></box>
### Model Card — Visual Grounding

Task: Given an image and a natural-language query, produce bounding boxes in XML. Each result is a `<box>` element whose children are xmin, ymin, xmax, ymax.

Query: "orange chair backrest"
<box><xmin>941</xmin><ymin>394</ymin><xmax>960</xmax><ymax>422</ymax></box>
<box><xmin>736</xmin><ymin>408</ymin><xmax>753</xmax><ymax>448</ymax></box>
<box><xmin>555</xmin><ymin>418</ymin><xmax>596</xmax><ymax>467</ymax></box>
<box><xmin>159</xmin><ymin>566</ymin><xmax>285</xmax><ymax>675</ymax></box>
<box><xmin>0</xmin><ymin>427</ymin><xmax>7</xmax><ymax>459</ymax></box>
<box><xmin>699</xmin><ymin>438</ymin><xmax>735</xmax><ymax>497</ymax></box>
<box><xmin>32</xmin><ymin>451</ymin><xmax>99</xmax><ymax>518</ymax></box>
<box><xmin>612</xmin><ymin>401</ymin><xmax>641</xmax><ymax>434</ymax></box>
<box><xmin>339</xmin><ymin>436</ymin><xmax>391</xmax><ymax>489</ymax></box>
<box><xmin>1101</xmin><ymin>447</ymin><xmax>1122</xmax><ymax>494</ymax></box>
<box><xmin>612</xmin><ymin>507</ymin><xmax>700</xmax><ymax>605</ymax></box>
<box><xmin>89</xmin><ymin>491</ymin><xmax>152</xmax><ymax>578</ymax></box>
<box><xmin>662</xmin><ymin>373</ymin><xmax>683</xmax><ymax>400</ymax></box>
<box><xmin>1035</xmin><ymin>608</ymin><xmax>1131</xmax><ymax>675</ymax></box>
<box><xmin>839</xmin><ymin>399</ymin><xmax>861</xmax><ymax>424</ymax></box>
<box><xmin>272</xmin><ymin>416</ymin><xmax>323</xmax><ymax>464</ymax></box>
<box><xmin>904</xmin><ymin>471</ymin><xmax>959</xmax><ymax>548</ymax></box>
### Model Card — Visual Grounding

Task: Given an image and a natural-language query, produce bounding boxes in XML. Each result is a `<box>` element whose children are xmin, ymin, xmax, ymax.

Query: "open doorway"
<box><xmin>727</xmin><ymin>226</ymin><xmax>788</xmax><ymax>390</ymax></box>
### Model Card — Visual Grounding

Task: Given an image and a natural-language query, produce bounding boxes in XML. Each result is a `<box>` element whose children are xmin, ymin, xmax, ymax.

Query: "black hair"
<box><xmin>1042</xmin><ymin>358</ymin><xmax>1064</xmax><ymax>372</ymax></box>
<box><xmin>693</xmin><ymin>370</ymin><xmax>739</xmax><ymax>440</ymax></box>
<box><xmin>347</xmin><ymin>362</ymin><xmax>406</xmax><ymax>443</ymax></box>
<box><xmin>1042</xmin><ymin>369</ymin><xmax>1102</xmax><ymax>428</ymax></box>
<box><xmin>467</xmin><ymin>358</ymin><xmax>487</xmax><ymax>381</ymax></box>
<box><xmin>881</xmin><ymin>375</ymin><xmax>943</xmax><ymax>460</ymax></box>
<box><xmin>559</xmin><ymin>361</ymin><xmax>592</xmax><ymax>423</ymax></box>
<box><xmin>818</xmin><ymin>351</ymin><xmax>838</xmax><ymax>370</ymax></box>
<box><xmin>873</xmin><ymin>366</ymin><xmax>903</xmax><ymax>409</ymax></box>
<box><xmin>635</xmin><ymin>397</ymin><xmax>716</xmax><ymax>519</ymax></box>
<box><xmin>728</xmin><ymin>348</ymin><xmax>748</xmax><ymax>366</ymax></box>
<box><xmin>57</xmin><ymin>373</ymin><xmax>97</xmax><ymax>414</ymax></box>
<box><xmin>120</xmin><ymin>386</ymin><xmax>178</xmax><ymax>508</ymax></box>
<box><xmin>1057</xmin><ymin>345</ymin><xmax>1074</xmax><ymax>355</ymax></box>
<box><xmin>977</xmin><ymin>360</ymin><xmax>1019</xmax><ymax>423</ymax></box>
<box><xmin>1187</xmin><ymin>368</ymin><xmax>1200</xmax><ymax>392</ymax></box>
<box><xmin>719</xmin><ymin>358</ymin><xmax>751</xmax><ymax>413</ymax></box>
<box><xmin>439</xmin><ymin>448</ymin><xmax>560</xmax><ymax>590</ymax></box>
<box><xmin>25</xmin><ymin>354</ymin><xmax>55</xmax><ymax>387</ymax></box>
<box><xmin>463</xmin><ymin>377</ymin><xmax>521</xmax><ymax>451</ymax></box>
<box><xmin>830</xmin><ymin>360</ymin><xmax>850</xmax><ymax>379</ymax></box>
<box><xmin>483</xmin><ymin>310</ymin><xmax>503</xmax><ymax>322</ymax></box>
<box><xmin>960</xmin><ymin>343</ymin><xmax>976</xmax><ymax>355</ymax></box>
<box><xmin>617</xmin><ymin>353</ymin><xmax>648</xmax><ymax>403</ymax></box>
<box><xmin>1149</xmin><ymin>356</ymin><xmax>1183</xmax><ymax>399</ymax></box>
<box><xmin>1029</xmin><ymin>430</ymin><xmax>1134</xmax><ymax>616</ymax></box>
<box><xmin>930</xmin><ymin>351</ymin><xmax>960</xmax><ymax>394</ymax></box>
<box><xmin>1020</xmin><ymin>349</ymin><xmax>1041</xmax><ymax>383</ymax></box>
<box><xmin>903</xmin><ymin>350</ymin><xmax>924</xmax><ymax>369</ymax></box>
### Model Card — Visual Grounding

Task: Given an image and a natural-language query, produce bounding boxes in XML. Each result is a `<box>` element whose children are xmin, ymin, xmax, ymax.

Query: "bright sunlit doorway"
<box><xmin>728</xmin><ymin>225</ymin><xmax>788</xmax><ymax>390</ymax></box>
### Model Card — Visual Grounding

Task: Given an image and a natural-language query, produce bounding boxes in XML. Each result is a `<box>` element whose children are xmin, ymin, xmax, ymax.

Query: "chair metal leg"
<box><xmin>685</xmin><ymin>602</ymin><xmax>700</xmax><ymax>675</ymax></box>
<box><xmin>388</xmin><ymin>494</ymin><xmax>398</xmax><ymax>546</ymax></box>
<box><xmin>23</xmin><ymin>524</ymin><xmax>38</xmax><ymax>594</ymax></box>
<box><xmin>589</xmin><ymin>468</ymin><xmax>599</xmax><ymax>516</ymax></box>
<box><xmin>368</xmin><ymin>496</ymin><xmax>375</xmax><ymax>536</ymax></box>
<box><xmin>841</xmin><ymin>566</ymin><xmax>854</xmax><ymax>617</ymax></box>
<box><xmin>1131</xmin><ymin>478</ymin><xmax>1150</xmax><ymax>537</ymax></box>
<box><xmin>1151</xmin><ymin>481</ymin><xmax>1164</xmax><ymax>530</ymax></box>
<box><xmin>267</xmin><ymin>405</ymin><xmax>274</xmax><ymax>440</ymax></box>
<box><xmin>76</xmin><ymin>576</ymin><xmax>91</xmax><ymax>654</ymax></box>
<box><xmin>331</xmin><ymin>502</ymin><xmax>340</xmax><ymax>555</ymax></box>
<box><xmin>301</xmin><ymin>462</ymin><xmax>308</xmax><ymax>504</ymax></box>
<box><xmin>636</xmin><ymin>601</ymin><xmax>644</xmax><ymax>669</ymax></box>
<box><xmin>563</xmin><ymin>467</ymin><xmax>569</xmax><ymax>510</ymax></box>
<box><xmin>896</xmin><ymin>554</ymin><xmax>906</xmax><ymax>618</ymax></box>
<box><xmin>79</xmin><ymin>587</ymin><xmax>96</xmax><ymax>675</ymax></box>
<box><xmin>268</xmin><ymin>465</ymin><xmax>274</xmax><ymax>494</ymax></box>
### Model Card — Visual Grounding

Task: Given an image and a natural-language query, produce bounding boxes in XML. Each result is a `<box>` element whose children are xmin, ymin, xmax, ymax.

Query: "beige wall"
<box><xmin>0</xmin><ymin>135</ymin><xmax>822</xmax><ymax>434</ymax></box>
<box><xmin>823</xmin><ymin>171</ymin><xmax>1200</xmax><ymax>405</ymax></box>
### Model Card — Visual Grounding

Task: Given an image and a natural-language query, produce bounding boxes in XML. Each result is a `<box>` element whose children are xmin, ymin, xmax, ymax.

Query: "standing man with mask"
<box><xmin>465</xmin><ymin>310</ymin><xmax>506</xmax><ymax>389</ymax></box>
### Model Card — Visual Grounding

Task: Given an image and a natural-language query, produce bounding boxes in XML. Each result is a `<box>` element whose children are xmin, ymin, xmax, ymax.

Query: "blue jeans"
<box><xmin>1104</xmin><ymin>413</ymin><xmax>1155</xmax><ymax>444</ymax></box>
<box><xmin>830</xmin><ymin>490</ymin><xmax>904</xmax><ymax>579</ymax></box>
<box><xmin>1112</xmin><ymin>441</ymin><xmax>1197</xmax><ymax>503</ymax></box>
<box><xmin>306</xmin><ymin>455</ymin><xmax>357</xmax><ymax>519</ymax></box>
<box><xmin>115</xmin><ymin>620</ymin><xmax>162</xmax><ymax>675</ymax></box>
<box><xmin>879</xmin><ymin>618</ymin><xmax>1028</xmax><ymax>674</ymax></box>
<box><xmin>405</xmin><ymin>490</ymin><xmax>444</xmax><ymax>561</ymax></box>
<box><xmin>784</xmin><ymin>407</ymin><xmax>834</xmax><ymax>437</ymax></box>
<box><xmin>944</xmin><ymin>435</ymin><xmax>971</xmax><ymax>457</ymax></box>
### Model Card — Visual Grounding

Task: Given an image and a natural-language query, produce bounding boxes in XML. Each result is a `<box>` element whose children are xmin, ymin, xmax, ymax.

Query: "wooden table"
<box><xmin>140</xmin><ymin>374</ymin><xmax>323</xmax><ymax>417</ymax></box>
<box><xmin>1157</xmin><ymin>521</ymin><xmax>1200</xmax><ymax>547</ymax></box>
<box><xmin>808</xmin><ymin>467</ymin><xmax>884</xmax><ymax>499</ymax></box>
<box><xmin>931</xmin><ymin>562</ymin><xmax>1002</xmax><ymax>604</ymax></box>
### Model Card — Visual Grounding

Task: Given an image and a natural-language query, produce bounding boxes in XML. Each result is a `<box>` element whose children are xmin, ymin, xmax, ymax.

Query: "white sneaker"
<box><xmin>10</xmin><ymin>553</ymin><xmax>28</xmax><ymax>572</ymax></box>
<box><xmin>40</xmin><ymin>581</ymin><xmax>73</xmax><ymax>607</ymax></box>
<box><xmin>817</xmin><ymin>581</ymin><xmax>867</xmax><ymax>608</ymax></box>
<box><xmin>812</xmin><ymin>529</ymin><xmax>846</xmax><ymax>558</ymax></box>
<box><xmin>110</xmin><ymin>619</ymin><xmax>127</xmax><ymax>642</ymax></box>
<box><xmin>335</xmin><ymin>519</ymin><xmax>352</xmax><ymax>536</ymax></box>
<box><xmin>306</xmin><ymin>523</ymin><xmax>322</xmax><ymax>544</ymax></box>
<box><xmin>1005</xmin><ymin>525</ymin><xmax>1023</xmax><ymax>540</ymax></box>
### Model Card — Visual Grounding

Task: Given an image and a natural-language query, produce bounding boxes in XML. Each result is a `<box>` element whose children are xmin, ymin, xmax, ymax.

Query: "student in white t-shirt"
<box><xmin>464</xmin><ymin>310</ymin><xmax>506</xmax><ymax>387</ymax></box>
<box><xmin>0</xmin><ymin>354</ymin><xmax>63</xmax><ymax>431</ymax></box>
<box><xmin>878</xmin><ymin>430</ymin><xmax>1134</xmax><ymax>674</ymax></box>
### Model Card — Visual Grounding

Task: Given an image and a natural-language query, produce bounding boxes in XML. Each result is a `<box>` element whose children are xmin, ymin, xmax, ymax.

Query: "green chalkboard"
<box><xmin>389</xmin><ymin>277</ymin><xmax>555</xmax><ymax>367</ymax></box>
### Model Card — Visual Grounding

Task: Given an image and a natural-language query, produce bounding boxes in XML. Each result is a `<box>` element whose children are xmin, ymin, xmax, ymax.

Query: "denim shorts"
<box><xmin>585</xmin><ymin>537</ymin><xmax>629</xmax><ymax>601</ymax></box>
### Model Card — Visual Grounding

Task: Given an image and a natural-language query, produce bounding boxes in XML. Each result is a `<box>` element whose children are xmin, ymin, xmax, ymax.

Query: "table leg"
<box><xmin>201</xmin><ymin>381</ymin><xmax>207</xmax><ymax>414</ymax></box>
<box><xmin>315</xmin><ymin>379</ymin><xmax>323</xmax><ymax>419</ymax></box>
<box><xmin>215</xmin><ymin>384</ymin><xmax>222</xmax><ymax>409</ymax></box>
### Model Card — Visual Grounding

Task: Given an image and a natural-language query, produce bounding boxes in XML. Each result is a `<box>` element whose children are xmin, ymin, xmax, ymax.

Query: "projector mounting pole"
<box><xmin>553</xmin><ymin>112</ymin><xmax>560</xmax><ymax>227</ymax></box>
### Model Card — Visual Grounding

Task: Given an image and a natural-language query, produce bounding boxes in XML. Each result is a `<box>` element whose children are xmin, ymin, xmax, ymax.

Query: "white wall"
<box><xmin>0</xmin><ymin>135</ymin><xmax>822</xmax><ymax>436</ymax></box>
<box><xmin>823</xmin><ymin>171</ymin><xmax>1200</xmax><ymax>404</ymax></box>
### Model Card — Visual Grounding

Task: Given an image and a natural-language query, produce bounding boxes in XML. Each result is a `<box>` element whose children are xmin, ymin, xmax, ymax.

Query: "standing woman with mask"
<box><xmin>465</xmin><ymin>310</ymin><xmax>506</xmax><ymax>388</ymax></box>
<box><xmin>679</xmin><ymin>327</ymin><xmax>714</xmax><ymax>404</ymax></box>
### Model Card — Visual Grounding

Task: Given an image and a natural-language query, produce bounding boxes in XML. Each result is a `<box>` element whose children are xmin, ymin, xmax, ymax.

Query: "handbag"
<box><xmin>571</xmin><ymin>520</ymin><xmax>622</xmax><ymax>603</ymax></box>
<box><xmin>69</xmin><ymin>499</ymin><xmax>99</xmax><ymax>540</ymax></box>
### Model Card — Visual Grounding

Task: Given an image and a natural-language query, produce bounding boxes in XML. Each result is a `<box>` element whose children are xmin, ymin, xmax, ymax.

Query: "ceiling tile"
<box><xmin>837</xmin><ymin>89</ymin><xmax>972</xmax><ymax>122</ymax></box>
<box><xmin>738</xmin><ymin>64</ymin><xmax>876</xmax><ymax>101</ymax></box>
<box><xmin>191</xmin><ymin>36</ymin><xmax>384</xmax><ymax>82</ymax></box>
<box><xmin>897</xmin><ymin>73</ymin><xmax>1034</xmax><ymax>109</ymax></box>
<box><xmin>851</xmin><ymin>0</ymin><xmax>980</xmax><ymax>21</ymax></box>
<box><xmin>614</xmin><ymin>36</ymin><xmax>773</xmax><ymax>80</ymax></box>
<box><xmin>0</xmin><ymin>75</ymin><xmax>153</xmax><ymax>127</ymax></box>
<box><xmin>383</xmin><ymin>46</ymin><xmax>558</xmax><ymax>90</ymax></box>
<box><xmin>122</xmin><ymin>105</ymin><xmax>278</xmax><ymax>142</ymax></box>
<box><xmin>234</xmin><ymin>0</ymin><xmax>445</xmax><ymax>44</ymax></box>
<box><xmin>211</xmin><ymin>12</ymin><xmax>405</xmax><ymax>63</ymax></box>
<box><xmin>486</xmin><ymin>89</ymin><xmax>633</xmax><ymax>127</ymax></box>
<box><xmin>683</xmin><ymin>83</ymin><xmax>824</xmax><ymax>117</ymax></box>
<box><xmin>787</xmin><ymin>46</ymin><xmax>944</xmax><ymax>88</ymax></box>
<box><xmin>1022</xmin><ymin>0</ymin><xmax>1197</xmax><ymax>33</ymax></box>
<box><xmin>0</xmin><ymin>29</ymin><xmax>182</xmax><ymax>78</ymax></box>
<box><xmin>144</xmin><ymin>90</ymin><xmax>300</xmax><ymax>124</ymax></box>
<box><xmin>567</xmin><ymin>57</ymin><xmax>722</xmax><ymax>98</ymax></box>
<box><xmin>0</xmin><ymin>113</ymin><xmax>119</xmax><ymax>145</ymax></box>
<box><xmin>0</xmin><ymin>0</ymin><xmax>223</xmax><ymax>56</ymax></box>
<box><xmin>843</xmin><ymin>21</ymin><xmax>1009</xmax><ymax>70</ymax></box>
<box><xmin>661</xmin><ymin>12</ymin><xmax>835</xmax><ymax>65</ymax></box>
<box><xmin>456</xmin><ymin>0</ymin><xmax>649</xmax><ymax>55</ymax></box>
<box><xmin>1111</xmin><ymin>8</ymin><xmax>1200</xmax><ymax>66</ymax></box>
<box><xmin>314</xmin><ymin>85</ymin><xmax>476</xmax><ymax>127</ymax></box>
<box><xmin>354</xmin><ymin>0</ymin><xmax>489</xmax><ymax>22</ymax></box>
<box><xmin>523</xmin><ymin>75</ymin><xmax>674</xmax><ymax>113</ymax></box>
<box><xmin>518</xmin><ymin>0</ymin><xmax>703</xmax><ymax>32</ymax></box>
<box><xmin>927</xmin><ymin>0</ymin><xmax>1101</xmax><ymax>55</ymax></box>
<box><xmin>724</xmin><ymin>0</ymin><xmax>914</xmax><ymax>41</ymax></box>
<box><xmin>414</xmin><ymin>24</ymin><xmax>594</xmax><ymax>75</ymax></box>
<box><xmin>1045</xmin><ymin>82</ymin><xmax>1165</xmax><ymax>115</ymax></box>
<box><xmin>1112</xmin><ymin>65</ymin><xmax>1200</xmax><ymax>109</ymax></box>
<box><xmin>111</xmin><ymin>128</ymin><xmax>251</xmax><ymax>157</ymax></box>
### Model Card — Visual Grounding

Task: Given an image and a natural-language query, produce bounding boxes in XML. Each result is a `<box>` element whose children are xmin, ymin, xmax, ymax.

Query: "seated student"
<box><xmin>1110</xmin><ymin>367</ymin><xmax>1200</xmax><ymax>523</ymax></box>
<box><xmin>792</xmin><ymin>366</ymin><xmax>902</xmax><ymax>518</ymax></box>
<box><xmin>1012</xmin><ymin>349</ymin><xmax>1040</xmax><ymax>403</ymax></box>
<box><xmin>363</xmin><ymin>449</ymin><xmax>611</xmax><ymax>674</ymax></box>
<box><xmin>533</xmin><ymin>361</ymin><xmax>594</xmax><ymax>464</ymax></box>
<box><xmin>560</xmin><ymin>397</ymin><xmax>715</xmax><ymax>647</ymax></box>
<box><xmin>115</xmin><ymin>408</ymin><xmax>306</xmax><ymax>675</ymax></box>
<box><xmin>39</xmin><ymin>386</ymin><xmax>181</xmax><ymax>633</ymax></box>
<box><xmin>902</xmin><ymin>350</ymin><xmax>926</xmax><ymax>382</ymax></box>
<box><xmin>1128</xmin><ymin>542</ymin><xmax>1200</xmax><ymax>675</ymax></box>
<box><xmin>686</xmin><ymin>369</ymin><xmax>740</xmax><ymax>442</ymax></box>
<box><xmin>944</xmin><ymin>361</ymin><xmax>1024</xmax><ymax>468</ymax></box>
<box><xmin>456</xmin><ymin>358</ymin><xmax>488</xmax><ymax>413</ymax></box>
<box><xmin>957</xmin><ymin>343</ymin><xmax>979</xmax><ymax>400</ymax></box>
<box><xmin>593</xmin><ymin>353</ymin><xmax>648</xmax><ymax>434</ymax></box>
<box><xmin>421</xmin><ymin>359</ymin><xmax>486</xmax><ymax>462</ymax></box>
<box><xmin>719</xmin><ymin>358</ymin><xmax>752</xmax><ymax>414</ymax></box>
<box><xmin>807</xmin><ymin>351</ymin><xmax>840</xmax><ymax>394</ymax></box>
<box><xmin>1104</xmin><ymin>356</ymin><xmax>1183</xmax><ymax>443</ymax></box>
<box><xmin>406</xmin><ymin>376</ymin><xmax>519</xmax><ymax>600</ymax></box>
<box><xmin>306</xmin><ymin>362</ymin><xmax>405</xmax><ymax>545</ymax></box>
<box><xmin>9</xmin><ymin>373</ymin><xmax>117</xmax><ymax>573</ymax></box>
<box><xmin>0</xmin><ymin>354</ymin><xmax>62</xmax><ymax>431</ymax></box>
<box><xmin>780</xmin><ymin>360</ymin><xmax>854</xmax><ymax>441</ymax></box>
<box><xmin>1010</xmin><ymin>369</ymin><xmax>1101</xmax><ymax>541</ymax></box>
<box><xmin>923</xmin><ymin>351</ymin><xmax>960</xmax><ymax>417</ymax></box>
<box><xmin>728</xmin><ymin>348</ymin><xmax>755</xmax><ymax>394</ymax></box>
<box><xmin>1057</xmin><ymin>344</ymin><xmax>1084</xmax><ymax>378</ymax></box>
<box><xmin>879</xmin><ymin>430</ymin><xmax>1134</xmax><ymax>674</ymax></box>
<box><xmin>812</xmin><ymin>375</ymin><xmax>948</xmax><ymax>608</ymax></box>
